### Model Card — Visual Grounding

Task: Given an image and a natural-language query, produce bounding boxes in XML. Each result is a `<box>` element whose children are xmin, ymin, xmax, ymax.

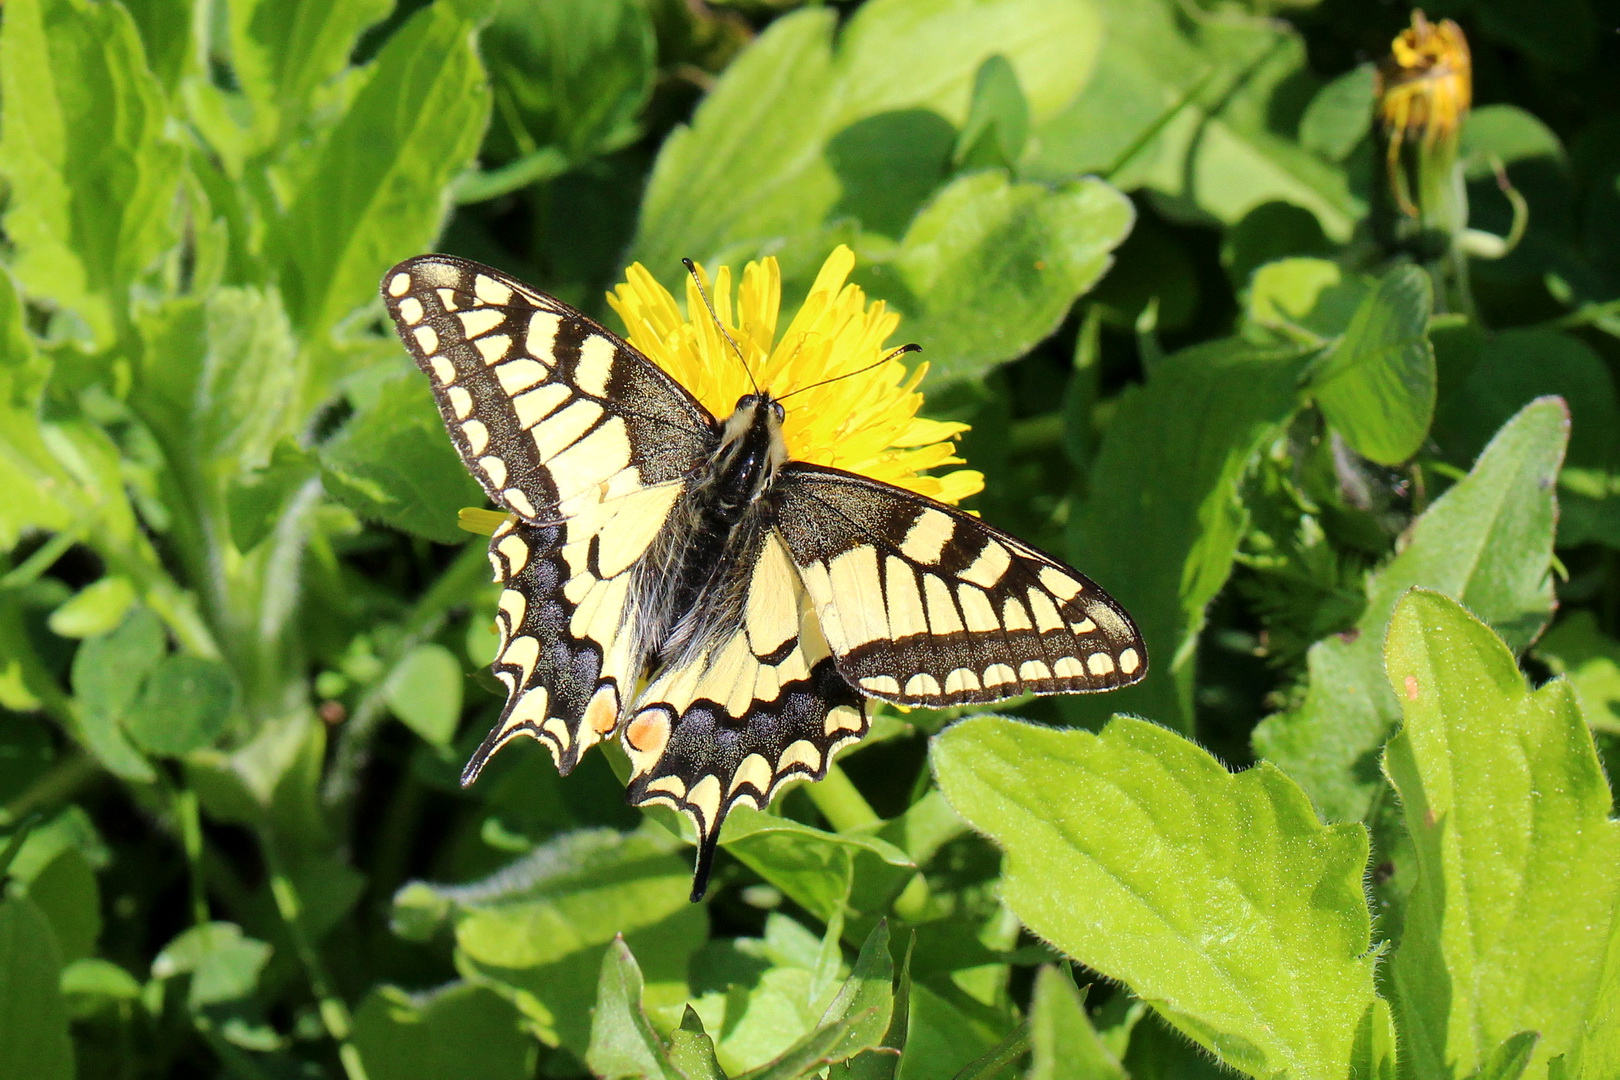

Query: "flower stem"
<box><xmin>263</xmin><ymin>838</ymin><xmax>370</xmax><ymax>1080</ymax></box>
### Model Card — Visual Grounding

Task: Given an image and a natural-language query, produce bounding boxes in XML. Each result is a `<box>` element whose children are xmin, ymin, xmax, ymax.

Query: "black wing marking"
<box><xmin>621</xmin><ymin>530</ymin><xmax>866</xmax><ymax>900</ymax></box>
<box><xmin>774</xmin><ymin>463</ymin><xmax>1147</xmax><ymax>706</ymax></box>
<box><xmin>381</xmin><ymin>256</ymin><xmax>717</xmax><ymax>780</ymax></box>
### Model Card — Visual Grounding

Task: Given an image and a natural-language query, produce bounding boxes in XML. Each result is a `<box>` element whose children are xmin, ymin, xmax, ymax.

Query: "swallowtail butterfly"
<box><xmin>382</xmin><ymin>255</ymin><xmax>1146</xmax><ymax>899</ymax></box>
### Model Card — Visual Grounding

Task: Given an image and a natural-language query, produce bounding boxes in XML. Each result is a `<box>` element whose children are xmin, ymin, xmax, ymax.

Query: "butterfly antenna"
<box><xmin>682</xmin><ymin>258</ymin><xmax>760</xmax><ymax>395</ymax></box>
<box><xmin>777</xmin><ymin>342</ymin><xmax>922</xmax><ymax>402</ymax></box>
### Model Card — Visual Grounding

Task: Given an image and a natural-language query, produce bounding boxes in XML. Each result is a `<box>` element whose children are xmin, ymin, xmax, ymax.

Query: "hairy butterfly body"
<box><xmin>382</xmin><ymin>255</ymin><xmax>1146</xmax><ymax>899</ymax></box>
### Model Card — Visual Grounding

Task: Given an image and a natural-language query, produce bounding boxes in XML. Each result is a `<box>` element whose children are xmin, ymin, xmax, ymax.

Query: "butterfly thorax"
<box><xmin>635</xmin><ymin>394</ymin><xmax>789</xmax><ymax>671</ymax></box>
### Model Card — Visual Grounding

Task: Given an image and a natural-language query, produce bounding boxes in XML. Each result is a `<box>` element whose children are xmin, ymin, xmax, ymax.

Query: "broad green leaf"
<box><xmin>479</xmin><ymin>0</ymin><xmax>654</xmax><ymax>165</ymax></box>
<box><xmin>151</xmin><ymin>922</ymin><xmax>273</xmax><ymax>1008</ymax></box>
<box><xmin>0</xmin><ymin>269</ymin><xmax>75</xmax><ymax>548</ymax></box>
<box><xmin>1537</xmin><ymin>611</ymin><xmax>1620</xmax><ymax>734</ymax></box>
<box><xmin>0</xmin><ymin>0</ymin><xmax>183</xmax><ymax>342</ymax></box>
<box><xmin>953</xmin><ymin>55</ymin><xmax>1030</xmax><ymax>172</ymax></box>
<box><xmin>385</xmin><ymin>642</ymin><xmax>465</xmax><ymax>747</ymax></box>
<box><xmin>1068</xmin><ymin>339</ymin><xmax>1313</xmax><ymax>731</ymax></box>
<box><xmin>47</xmin><ymin>575</ymin><xmax>137</xmax><ymax>639</ymax></box>
<box><xmin>893</xmin><ymin>982</ymin><xmax>1010</xmax><ymax>1080</ymax></box>
<box><xmin>227</xmin><ymin>0</ymin><xmax>393</xmax><ymax>129</ymax></box>
<box><xmin>858</xmin><ymin>173</ymin><xmax>1133</xmax><ymax>383</ymax></box>
<box><xmin>1308</xmin><ymin>265</ymin><xmax>1436</xmax><ymax>465</ymax></box>
<box><xmin>277</xmin><ymin>3</ymin><xmax>490</xmax><ymax>335</ymax></box>
<box><xmin>1383</xmin><ymin>591</ymin><xmax>1620</xmax><ymax>1079</ymax></box>
<box><xmin>121</xmin><ymin>0</ymin><xmax>192</xmax><ymax>92</ymax></box>
<box><xmin>60</xmin><ymin>956</ymin><xmax>143</xmax><ymax>1020</ymax></box>
<box><xmin>722</xmin><ymin>806</ymin><xmax>914</xmax><ymax>926</ymax></box>
<box><xmin>1028</xmin><ymin>0</ymin><xmax>1359</xmax><ymax>240</ymax></box>
<box><xmin>632</xmin><ymin>0</ymin><xmax>1102</xmax><ymax>276</ymax></box>
<box><xmin>932</xmin><ymin>714</ymin><xmax>1380</xmax><ymax>1080</ymax></box>
<box><xmin>1255</xmin><ymin>398</ymin><xmax>1567</xmax><ymax>821</ymax></box>
<box><xmin>1245</xmin><ymin>257</ymin><xmax>1369</xmax><ymax>341</ymax></box>
<box><xmin>0</xmin><ymin>896</ymin><xmax>73</xmax><ymax>1080</ymax></box>
<box><xmin>123</xmin><ymin>655</ymin><xmax>238</xmax><ymax>757</ymax></box>
<box><xmin>71</xmin><ymin>607</ymin><xmax>165</xmax><ymax>781</ymax></box>
<box><xmin>737</xmin><ymin>921</ymin><xmax>895</xmax><ymax>1080</ymax></box>
<box><xmin>1299</xmin><ymin>65</ymin><xmax>1375</xmax><ymax>162</ymax></box>
<box><xmin>668</xmin><ymin>1007</ymin><xmax>726</xmax><ymax>1080</ymax></box>
<box><xmin>688</xmin><ymin>914</ymin><xmax>839</xmax><ymax>1074</ymax></box>
<box><xmin>439</xmin><ymin>828</ymin><xmax>706</xmax><ymax>1055</ymax></box>
<box><xmin>318</xmin><ymin>371</ymin><xmax>486</xmax><ymax>544</ymax></box>
<box><xmin>1027</xmin><ymin>967</ymin><xmax>1126</xmax><ymax>1080</ymax></box>
<box><xmin>20</xmin><ymin>847</ymin><xmax>101</xmax><ymax>962</ymax></box>
<box><xmin>833</xmin><ymin>933</ymin><xmax>912</xmax><ymax>1080</ymax></box>
<box><xmin>354</xmin><ymin>982</ymin><xmax>536</xmax><ymax>1080</ymax></box>
<box><xmin>587</xmin><ymin>937</ymin><xmax>683</xmax><ymax>1080</ymax></box>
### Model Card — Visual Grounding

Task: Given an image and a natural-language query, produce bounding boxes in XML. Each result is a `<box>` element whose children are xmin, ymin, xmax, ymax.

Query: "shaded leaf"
<box><xmin>385</xmin><ymin>642</ymin><xmax>465</xmax><ymax>748</ymax></box>
<box><xmin>1027</xmin><ymin>967</ymin><xmax>1126</xmax><ymax>1080</ymax></box>
<box><xmin>0</xmin><ymin>896</ymin><xmax>73</xmax><ymax>1080</ymax></box>
<box><xmin>123</xmin><ymin>655</ymin><xmax>238</xmax><ymax>757</ymax></box>
<box><xmin>586</xmin><ymin>936</ymin><xmax>683</xmax><ymax>1080</ymax></box>
<box><xmin>353</xmin><ymin>982</ymin><xmax>536</xmax><ymax>1080</ymax></box>
<box><xmin>1255</xmin><ymin>398</ymin><xmax>1567</xmax><ymax>821</ymax></box>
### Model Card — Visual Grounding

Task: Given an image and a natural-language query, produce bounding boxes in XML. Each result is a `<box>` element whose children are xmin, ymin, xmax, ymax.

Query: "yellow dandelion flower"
<box><xmin>1377</xmin><ymin>10</ymin><xmax>1471</xmax><ymax>218</ymax></box>
<box><xmin>606</xmin><ymin>245</ymin><xmax>983</xmax><ymax>505</ymax></box>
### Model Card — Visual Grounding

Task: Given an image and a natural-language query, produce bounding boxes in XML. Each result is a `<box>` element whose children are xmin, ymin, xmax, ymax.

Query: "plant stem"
<box><xmin>805</xmin><ymin>762</ymin><xmax>934</xmax><ymax>923</ymax></box>
<box><xmin>263</xmin><ymin>838</ymin><xmax>370</xmax><ymax>1080</ymax></box>
<box><xmin>174</xmin><ymin>784</ymin><xmax>209</xmax><ymax>927</ymax></box>
<box><xmin>0</xmin><ymin>753</ymin><xmax>98</xmax><ymax>825</ymax></box>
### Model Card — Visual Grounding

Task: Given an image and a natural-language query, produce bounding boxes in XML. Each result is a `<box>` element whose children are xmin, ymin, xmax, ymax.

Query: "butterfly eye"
<box><xmin>771</xmin><ymin>401</ymin><xmax>785</xmax><ymax>422</ymax></box>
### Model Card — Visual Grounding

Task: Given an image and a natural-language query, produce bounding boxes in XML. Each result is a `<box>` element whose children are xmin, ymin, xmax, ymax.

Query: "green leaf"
<box><xmin>0</xmin><ymin>0</ymin><xmax>183</xmax><ymax>342</ymax></box>
<box><xmin>60</xmin><ymin>956</ymin><xmax>143</xmax><ymax>1020</ymax></box>
<box><xmin>354</xmin><ymin>982</ymin><xmax>536</xmax><ymax>1080</ymax></box>
<box><xmin>227</xmin><ymin>0</ymin><xmax>393</xmax><ymax>129</ymax></box>
<box><xmin>1308</xmin><ymin>265</ymin><xmax>1436</xmax><ymax>465</ymax></box>
<box><xmin>1299</xmin><ymin>64</ymin><xmax>1375</xmax><ymax>162</ymax></box>
<box><xmin>1469</xmin><ymin>1032</ymin><xmax>1540</xmax><ymax>1080</ymax></box>
<box><xmin>123</xmin><ymin>655</ymin><xmax>238</xmax><ymax>757</ymax></box>
<box><xmin>1067</xmin><ymin>338</ymin><xmax>1313</xmax><ymax>731</ymax></box>
<box><xmin>1383</xmin><ymin>590</ymin><xmax>1620</xmax><ymax>1080</ymax></box>
<box><xmin>21</xmin><ymin>847</ymin><xmax>101</xmax><ymax>962</ymax></box>
<box><xmin>586</xmin><ymin>936</ymin><xmax>683</xmax><ymax>1080</ymax></box>
<box><xmin>668</xmin><ymin>1006</ymin><xmax>727</xmax><ymax>1080</ymax></box>
<box><xmin>1537</xmin><ymin>611</ymin><xmax>1620</xmax><ymax>734</ymax></box>
<box><xmin>70</xmin><ymin>607</ymin><xmax>165</xmax><ymax>782</ymax></box>
<box><xmin>1244</xmin><ymin>257</ymin><xmax>1370</xmax><ymax>341</ymax></box>
<box><xmin>151</xmin><ymin>921</ymin><xmax>273</xmax><ymax>1009</ymax></box>
<box><xmin>0</xmin><ymin>270</ymin><xmax>75</xmax><ymax>549</ymax></box>
<box><xmin>277</xmin><ymin>3</ymin><xmax>490</xmax><ymax>335</ymax></box>
<box><xmin>632</xmin><ymin>0</ymin><xmax>1103</xmax><ymax>276</ymax></box>
<box><xmin>121</xmin><ymin>0</ymin><xmax>192</xmax><ymax>92</ymax></box>
<box><xmin>0</xmin><ymin>896</ymin><xmax>73</xmax><ymax>1080</ymax></box>
<box><xmin>318</xmin><ymin>371</ymin><xmax>486</xmax><ymax>544</ymax></box>
<box><xmin>932</xmin><ymin>713</ymin><xmax>1381</xmax><ymax>1080</ymax></box>
<box><xmin>1255</xmin><ymin>398</ymin><xmax>1568</xmax><ymax>821</ymax></box>
<box><xmin>385</xmin><ymin>643</ymin><xmax>465</xmax><ymax>748</ymax></box>
<box><xmin>479</xmin><ymin>0</ymin><xmax>655</xmax><ymax>166</ymax></box>
<box><xmin>953</xmin><ymin>55</ymin><xmax>1030</xmax><ymax>172</ymax></box>
<box><xmin>438</xmin><ymin>829</ymin><xmax>706</xmax><ymax>1055</ymax></box>
<box><xmin>858</xmin><ymin>173</ymin><xmax>1134</xmax><ymax>383</ymax></box>
<box><xmin>737</xmin><ymin>921</ymin><xmax>895</xmax><ymax>1080</ymax></box>
<box><xmin>47</xmin><ymin>575</ymin><xmax>137</xmax><ymax>639</ymax></box>
<box><xmin>1027</xmin><ymin>967</ymin><xmax>1126</xmax><ymax>1080</ymax></box>
<box><xmin>722</xmin><ymin>806</ymin><xmax>914</xmax><ymax>926</ymax></box>
<box><xmin>1028</xmin><ymin>0</ymin><xmax>1359</xmax><ymax>240</ymax></box>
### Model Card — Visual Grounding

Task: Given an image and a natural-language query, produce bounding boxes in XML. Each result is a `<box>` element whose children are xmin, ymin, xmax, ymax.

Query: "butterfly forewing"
<box><xmin>774</xmin><ymin>464</ymin><xmax>1147</xmax><ymax>705</ymax></box>
<box><xmin>382</xmin><ymin>256</ymin><xmax>718</xmax><ymax>778</ymax></box>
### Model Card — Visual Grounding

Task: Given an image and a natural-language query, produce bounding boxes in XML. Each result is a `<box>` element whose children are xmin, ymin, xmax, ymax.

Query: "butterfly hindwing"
<box><xmin>621</xmin><ymin>530</ymin><xmax>865</xmax><ymax>899</ymax></box>
<box><xmin>775</xmin><ymin>464</ymin><xmax>1147</xmax><ymax>705</ymax></box>
<box><xmin>382</xmin><ymin>257</ymin><xmax>719</xmax><ymax>779</ymax></box>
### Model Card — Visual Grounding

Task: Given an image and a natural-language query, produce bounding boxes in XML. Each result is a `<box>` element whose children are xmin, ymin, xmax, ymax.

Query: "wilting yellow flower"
<box><xmin>607</xmin><ymin>245</ymin><xmax>983</xmax><ymax>505</ymax></box>
<box><xmin>1376</xmin><ymin>10</ymin><xmax>1471</xmax><ymax>218</ymax></box>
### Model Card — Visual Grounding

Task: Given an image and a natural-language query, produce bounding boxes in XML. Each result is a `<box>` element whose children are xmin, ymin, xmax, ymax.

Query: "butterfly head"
<box><xmin>713</xmin><ymin>393</ymin><xmax>789</xmax><ymax>512</ymax></box>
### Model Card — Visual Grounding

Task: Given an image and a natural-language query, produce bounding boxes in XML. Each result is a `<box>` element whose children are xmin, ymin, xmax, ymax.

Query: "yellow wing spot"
<box><xmin>542</xmin><ymin>716</ymin><xmax>572</xmax><ymax>750</ymax></box>
<box><xmin>429</xmin><ymin>355</ymin><xmax>455</xmax><ymax>385</ymax></box>
<box><xmin>458</xmin><ymin>308</ymin><xmax>503</xmax><ymax>338</ymax></box>
<box><xmin>1020</xmin><ymin>659</ymin><xmax>1052</xmax><ymax>681</ymax></box>
<box><xmin>436</xmin><ymin>287</ymin><xmax>460</xmax><ymax>311</ymax></box>
<box><xmin>1119</xmin><ymin>647</ymin><xmax>1142</xmax><ymax>675</ymax></box>
<box><xmin>900</xmin><ymin>509</ymin><xmax>955</xmax><ymax>564</ymax></box>
<box><xmin>860</xmin><ymin>675</ymin><xmax>901</xmax><ymax>695</ymax></box>
<box><xmin>446</xmin><ymin>386</ymin><xmax>474</xmax><ymax>419</ymax></box>
<box><xmin>501</xmin><ymin>634</ymin><xmax>540</xmax><ymax>685</ymax></box>
<box><xmin>923</xmin><ymin>575</ymin><xmax>964</xmax><ymax>634</ymax></box>
<box><xmin>1053</xmin><ymin>656</ymin><xmax>1085</xmax><ymax>678</ymax></box>
<box><xmin>778</xmin><ymin>739</ymin><xmax>822</xmax><ymax>775</ymax></box>
<box><xmin>497</xmin><ymin>587</ymin><xmax>526</xmax><ymax>629</ymax></box>
<box><xmin>478</xmin><ymin>455</ymin><xmax>508</xmax><ymax>489</ymax></box>
<box><xmin>574</xmin><ymin>335</ymin><xmax>617</xmax><ymax>398</ymax></box>
<box><xmin>504</xmin><ymin>489</ymin><xmax>538</xmax><ymax>520</ymax></box>
<box><xmin>398</xmin><ymin>297</ymin><xmax>424</xmax><ymax>324</ymax></box>
<box><xmin>646</xmin><ymin>774</ymin><xmax>687</xmax><ymax>798</ymax></box>
<box><xmin>531</xmin><ymin>399</ymin><xmax>602</xmax><ymax>460</ymax></box>
<box><xmin>883</xmin><ymin>557</ymin><xmax>927</xmax><ymax>639</ymax></box>
<box><xmin>526</xmin><ymin>312</ymin><xmax>562</xmax><ymax>363</ymax></box>
<box><xmin>960</xmin><ymin>542</ymin><xmax>1011</xmax><ymax>588</ymax></box>
<box><xmin>413</xmin><ymin>325</ymin><xmax>439</xmax><ymax>354</ymax></box>
<box><xmin>1070</xmin><ymin>618</ymin><xmax>1097</xmax><ymax>634</ymax></box>
<box><xmin>827</xmin><ymin>546</ymin><xmax>884</xmax><ymax>646</ymax></box>
<box><xmin>496</xmin><ymin>358</ymin><xmax>547</xmax><ymax>394</ymax></box>
<box><xmin>1002</xmin><ymin>596</ymin><xmax>1033</xmax><ymax>631</ymax></box>
<box><xmin>498</xmin><ymin>685</ymin><xmax>548</xmax><ymax>738</ymax></box>
<box><xmin>584</xmin><ymin>685</ymin><xmax>621</xmax><ymax>735</ymax></box>
<box><xmin>1038</xmin><ymin>566</ymin><xmax>1084</xmax><ymax>601</ymax></box>
<box><xmin>513</xmin><ymin>383</ymin><xmax>569</xmax><ymax>429</ymax></box>
<box><xmin>731</xmin><ymin>753</ymin><xmax>774</xmax><ymax>796</ymax></box>
<box><xmin>944</xmin><ymin>668</ymin><xmax>981</xmax><ymax>694</ymax></box>
<box><xmin>685</xmin><ymin>775</ymin><xmax>723</xmax><ymax>827</ymax></box>
<box><xmin>957</xmin><ymin>586</ymin><xmax>999</xmax><ymax>632</ymax></box>
<box><xmin>904</xmin><ymin>672</ymin><xmax>943</xmax><ymax>697</ymax></box>
<box><xmin>475</xmin><ymin>275</ymin><xmax>514</xmax><ymax>306</ymax></box>
<box><xmin>1087</xmin><ymin>653</ymin><xmax>1116</xmax><ymax>676</ymax></box>
<box><xmin>824</xmin><ymin>704</ymin><xmax>863</xmax><ymax>734</ymax></box>
<box><xmin>475</xmin><ymin>334</ymin><xmax>512</xmax><ymax>365</ymax></box>
<box><xmin>388</xmin><ymin>272</ymin><xmax>411</xmax><ymax>296</ymax></box>
<box><xmin>624</xmin><ymin>709</ymin><xmax>672</xmax><ymax>775</ymax></box>
<box><xmin>461</xmin><ymin>419</ymin><xmax>489</xmax><ymax>454</ymax></box>
<box><xmin>983</xmin><ymin>662</ymin><xmax>1017</xmax><ymax>687</ymax></box>
<box><xmin>1027</xmin><ymin>591</ymin><xmax>1064</xmax><ymax>632</ymax></box>
<box><xmin>496</xmin><ymin>533</ymin><xmax>531</xmax><ymax>576</ymax></box>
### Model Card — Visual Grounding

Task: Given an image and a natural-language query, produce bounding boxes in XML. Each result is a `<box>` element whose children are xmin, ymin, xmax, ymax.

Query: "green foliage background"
<box><xmin>1</xmin><ymin>0</ymin><xmax>1618</xmax><ymax>1077</ymax></box>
